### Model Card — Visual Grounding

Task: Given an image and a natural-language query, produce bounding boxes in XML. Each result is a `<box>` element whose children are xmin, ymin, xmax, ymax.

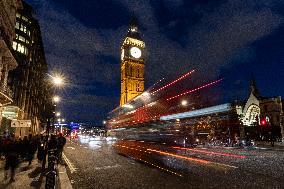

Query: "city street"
<box><xmin>63</xmin><ymin>136</ymin><xmax>284</xmax><ymax>189</ymax></box>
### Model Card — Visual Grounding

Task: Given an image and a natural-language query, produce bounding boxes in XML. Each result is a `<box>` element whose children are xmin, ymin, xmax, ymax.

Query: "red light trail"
<box><xmin>166</xmin><ymin>78</ymin><xmax>224</xmax><ymax>101</ymax></box>
<box><xmin>172</xmin><ymin>146</ymin><xmax>246</xmax><ymax>159</ymax></box>
<box><xmin>151</xmin><ymin>70</ymin><xmax>195</xmax><ymax>94</ymax></box>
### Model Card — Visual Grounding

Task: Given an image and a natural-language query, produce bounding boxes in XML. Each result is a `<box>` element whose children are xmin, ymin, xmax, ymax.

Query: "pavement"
<box><xmin>62</xmin><ymin>136</ymin><xmax>284</xmax><ymax>189</ymax></box>
<box><xmin>0</xmin><ymin>157</ymin><xmax>72</xmax><ymax>189</ymax></box>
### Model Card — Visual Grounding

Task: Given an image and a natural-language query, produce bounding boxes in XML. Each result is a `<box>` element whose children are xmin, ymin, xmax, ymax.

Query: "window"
<box><xmin>137</xmin><ymin>69</ymin><xmax>140</xmax><ymax>77</ymax></box>
<box><xmin>12</xmin><ymin>41</ymin><xmax>17</xmax><ymax>50</ymax></box>
<box><xmin>16</xmin><ymin>13</ymin><xmax>21</xmax><ymax>18</ymax></box>
<box><xmin>136</xmin><ymin>83</ymin><xmax>140</xmax><ymax>91</ymax></box>
<box><xmin>131</xmin><ymin>67</ymin><xmax>133</xmax><ymax>76</ymax></box>
<box><xmin>20</xmin><ymin>25</ymin><xmax>27</xmax><ymax>33</ymax></box>
<box><xmin>22</xmin><ymin>16</ymin><xmax>28</xmax><ymax>22</ymax></box>
<box><xmin>16</xmin><ymin>43</ymin><xmax>28</xmax><ymax>55</ymax></box>
<box><xmin>15</xmin><ymin>22</ymin><xmax>20</xmax><ymax>29</ymax></box>
<box><xmin>19</xmin><ymin>36</ymin><xmax>25</xmax><ymax>42</ymax></box>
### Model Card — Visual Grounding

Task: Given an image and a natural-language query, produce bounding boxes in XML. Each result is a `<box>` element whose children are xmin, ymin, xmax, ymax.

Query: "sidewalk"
<box><xmin>0</xmin><ymin>159</ymin><xmax>45</xmax><ymax>189</ymax></box>
<box><xmin>0</xmin><ymin>159</ymin><xmax>72</xmax><ymax>189</ymax></box>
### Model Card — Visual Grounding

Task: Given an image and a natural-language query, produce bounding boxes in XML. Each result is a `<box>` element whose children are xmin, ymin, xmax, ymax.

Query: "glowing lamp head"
<box><xmin>53</xmin><ymin>76</ymin><xmax>63</xmax><ymax>85</ymax></box>
<box><xmin>181</xmin><ymin>100</ymin><xmax>188</xmax><ymax>106</ymax></box>
<box><xmin>56</xmin><ymin>112</ymin><xmax>61</xmax><ymax>117</ymax></box>
<box><xmin>53</xmin><ymin>96</ymin><xmax>60</xmax><ymax>103</ymax></box>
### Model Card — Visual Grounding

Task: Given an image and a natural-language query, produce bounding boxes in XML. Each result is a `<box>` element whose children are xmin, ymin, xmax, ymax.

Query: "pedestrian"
<box><xmin>57</xmin><ymin>133</ymin><xmax>66</xmax><ymax>163</ymax></box>
<box><xmin>3</xmin><ymin>134</ymin><xmax>19</xmax><ymax>182</ymax></box>
<box><xmin>269</xmin><ymin>132</ymin><xmax>275</xmax><ymax>147</ymax></box>
<box><xmin>37</xmin><ymin>135</ymin><xmax>45</xmax><ymax>164</ymax></box>
<box><xmin>27</xmin><ymin>134</ymin><xmax>37</xmax><ymax>166</ymax></box>
<box><xmin>20</xmin><ymin>136</ymin><xmax>29</xmax><ymax>160</ymax></box>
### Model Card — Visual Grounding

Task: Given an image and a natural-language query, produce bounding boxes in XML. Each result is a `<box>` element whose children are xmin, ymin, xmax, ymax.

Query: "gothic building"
<box><xmin>9</xmin><ymin>1</ymin><xmax>53</xmax><ymax>137</ymax></box>
<box><xmin>0</xmin><ymin>0</ymin><xmax>22</xmax><ymax>130</ymax></box>
<box><xmin>120</xmin><ymin>19</ymin><xmax>145</xmax><ymax>106</ymax></box>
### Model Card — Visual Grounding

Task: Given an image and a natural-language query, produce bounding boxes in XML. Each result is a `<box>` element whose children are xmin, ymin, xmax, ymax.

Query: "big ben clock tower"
<box><xmin>120</xmin><ymin>19</ymin><xmax>145</xmax><ymax>106</ymax></box>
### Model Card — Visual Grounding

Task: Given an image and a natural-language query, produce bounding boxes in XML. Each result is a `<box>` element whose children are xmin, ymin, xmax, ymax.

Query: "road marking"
<box><xmin>67</xmin><ymin>147</ymin><xmax>75</xmax><ymax>150</ymax></box>
<box><xmin>94</xmin><ymin>164</ymin><xmax>121</xmax><ymax>170</ymax></box>
<box><xmin>62</xmin><ymin>153</ymin><xmax>77</xmax><ymax>173</ymax></box>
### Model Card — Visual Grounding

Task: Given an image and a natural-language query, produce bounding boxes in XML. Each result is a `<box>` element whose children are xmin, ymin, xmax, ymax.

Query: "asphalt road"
<box><xmin>63</xmin><ymin>136</ymin><xmax>284</xmax><ymax>189</ymax></box>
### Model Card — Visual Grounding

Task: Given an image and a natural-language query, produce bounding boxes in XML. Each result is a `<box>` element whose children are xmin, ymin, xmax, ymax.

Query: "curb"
<box><xmin>58</xmin><ymin>164</ymin><xmax>73</xmax><ymax>189</ymax></box>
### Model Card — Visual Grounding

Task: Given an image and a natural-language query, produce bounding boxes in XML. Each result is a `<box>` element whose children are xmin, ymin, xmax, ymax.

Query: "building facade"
<box><xmin>0</xmin><ymin>0</ymin><xmax>22</xmax><ymax>132</ymax></box>
<box><xmin>120</xmin><ymin>19</ymin><xmax>145</xmax><ymax>106</ymax></box>
<box><xmin>9</xmin><ymin>1</ymin><xmax>53</xmax><ymax>137</ymax></box>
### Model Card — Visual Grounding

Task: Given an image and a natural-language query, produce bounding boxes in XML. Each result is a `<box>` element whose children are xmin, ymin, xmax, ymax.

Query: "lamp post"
<box><xmin>42</xmin><ymin>74</ymin><xmax>64</xmax><ymax>172</ymax></box>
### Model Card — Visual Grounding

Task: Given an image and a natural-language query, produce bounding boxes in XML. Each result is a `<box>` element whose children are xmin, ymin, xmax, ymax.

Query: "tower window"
<box><xmin>137</xmin><ymin>69</ymin><xmax>139</xmax><ymax>77</ymax></box>
<box><xmin>130</xmin><ymin>67</ymin><xmax>133</xmax><ymax>76</ymax></box>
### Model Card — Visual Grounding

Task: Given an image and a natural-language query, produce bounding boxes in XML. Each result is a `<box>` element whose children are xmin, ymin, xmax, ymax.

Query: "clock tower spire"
<box><xmin>120</xmin><ymin>19</ymin><xmax>145</xmax><ymax>106</ymax></box>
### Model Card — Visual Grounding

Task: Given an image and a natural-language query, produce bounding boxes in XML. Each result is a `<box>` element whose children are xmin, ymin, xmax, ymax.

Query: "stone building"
<box><xmin>0</xmin><ymin>0</ymin><xmax>22</xmax><ymax>131</ymax></box>
<box><xmin>9</xmin><ymin>1</ymin><xmax>53</xmax><ymax>137</ymax></box>
<box><xmin>236</xmin><ymin>79</ymin><xmax>283</xmax><ymax>141</ymax></box>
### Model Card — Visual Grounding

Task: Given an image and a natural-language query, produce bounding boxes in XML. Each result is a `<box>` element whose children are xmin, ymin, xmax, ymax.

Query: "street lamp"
<box><xmin>56</xmin><ymin>112</ymin><xmax>61</xmax><ymax>117</ymax></box>
<box><xmin>53</xmin><ymin>96</ymin><xmax>60</xmax><ymax>103</ymax></box>
<box><xmin>181</xmin><ymin>100</ymin><xmax>188</xmax><ymax>106</ymax></box>
<box><xmin>53</xmin><ymin>76</ymin><xmax>63</xmax><ymax>86</ymax></box>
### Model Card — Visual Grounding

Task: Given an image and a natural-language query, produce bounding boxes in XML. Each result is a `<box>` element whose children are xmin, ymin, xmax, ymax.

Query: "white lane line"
<box><xmin>94</xmin><ymin>164</ymin><xmax>121</xmax><ymax>170</ymax></box>
<box><xmin>62</xmin><ymin>153</ymin><xmax>77</xmax><ymax>173</ymax></box>
<box><xmin>213</xmin><ymin>162</ymin><xmax>238</xmax><ymax>169</ymax></box>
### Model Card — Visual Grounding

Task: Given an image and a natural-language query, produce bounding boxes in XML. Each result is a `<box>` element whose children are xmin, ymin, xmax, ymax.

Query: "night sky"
<box><xmin>26</xmin><ymin>0</ymin><xmax>284</xmax><ymax>125</ymax></box>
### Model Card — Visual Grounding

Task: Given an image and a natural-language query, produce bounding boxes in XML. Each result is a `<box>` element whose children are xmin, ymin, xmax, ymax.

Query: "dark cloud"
<box><xmin>26</xmin><ymin>0</ymin><xmax>284</xmax><ymax>124</ymax></box>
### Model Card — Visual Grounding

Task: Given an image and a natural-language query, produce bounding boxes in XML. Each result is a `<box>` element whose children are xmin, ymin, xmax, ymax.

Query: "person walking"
<box><xmin>57</xmin><ymin>133</ymin><xmax>66</xmax><ymax>164</ymax></box>
<box><xmin>27</xmin><ymin>134</ymin><xmax>37</xmax><ymax>166</ymax></box>
<box><xmin>37</xmin><ymin>135</ymin><xmax>45</xmax><ymax>164</ymax></box>
<box><xmin>3</xmin><ymin>134</ymin><xmax>20</xmax><ymax>182</ymax></box>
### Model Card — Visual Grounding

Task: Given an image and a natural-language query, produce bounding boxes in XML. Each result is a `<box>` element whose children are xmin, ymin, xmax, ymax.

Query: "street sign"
<box><xmin>11</xmin><ymin>120</ymin><xmax>31</xmax><ymax>127</ymax></box>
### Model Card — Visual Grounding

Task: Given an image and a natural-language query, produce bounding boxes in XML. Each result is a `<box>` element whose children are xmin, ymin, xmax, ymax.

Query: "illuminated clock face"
<box><xmin>130</xmin><ymin>47</ymin><xmax>142</xmax><ymax>58</ymax></box>
<box><xmin>121</xmin><ymin>49</ymin><xmax>124</xmax><ymax>60</ymax></box>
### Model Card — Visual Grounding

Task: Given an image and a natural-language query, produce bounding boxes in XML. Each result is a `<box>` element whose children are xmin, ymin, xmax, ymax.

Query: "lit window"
<box><xmin>27</xmin><ymin>30</ymin><xmax>30</xmax><ymax>36</ymax></box>
<box><xmin>17</xmin><ymin>43</ymin><xmax>27</xmax><ymax>55</ymax></box>
<box><xmin>16</xmin><ymin>13</ymin><xmax>21</xmax><ymax>18</ymax></box>
<box><xmin>19</xmin><ymin>36</ymin><xmax>25</xmax><ymax>42</ymax></box>
<box><xmin>20</xmin><ymin>25</ymin><xmax>27</xmax><ymax>33</ymax></box>
<box><xmin>22</xmin><ymin>16</ymin><xmax>28</xmax><ymax>22</ymax></box>
<box><xmin>15</xmin><ymin>22</ymin><xmax>20</xmax><ymax>29</ymax></box>
<box><xmin>12</xmin><ymin>41</ymin><xmax>17</xmax><ymax>50</ymax></box>
<box><xmin>15</xmin><ymin>34</ymin><xmax>19</xmax><ymax>39</ymax></box>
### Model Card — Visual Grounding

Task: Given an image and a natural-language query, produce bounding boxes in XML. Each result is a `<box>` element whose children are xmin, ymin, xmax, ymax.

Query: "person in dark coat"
<box><xmin>27</xmin><ymin>134</ymin><xmax>37</xmax><ymax>166</ymax></box>
<box><xmin>3</xmin><ymin>134</ymin><xmax>19</xmax><ymax>182</ymax></box>
<box><xmin>57</xmin><ymin>133</ymin><xmax>66</xmax><ymax>163</ymax></box>
<box><xmin>37</xmin><ymin>135</ymin><xmax>45</xmax><ymax>163</ymax></box>
<box><xmin>20</xmin><ymin>136</ymin><xmax>29</xmax><ymax>160</ymax></box>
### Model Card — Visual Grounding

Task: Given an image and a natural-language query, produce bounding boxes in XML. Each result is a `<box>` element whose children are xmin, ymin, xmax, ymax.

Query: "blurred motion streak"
<box><xmin>167</xmin><ymin>78</ymin><xmax>224</xmax><ymax>101</ymax></box>
<box><xmin>172</xmin><ymin>146</ymin><xmax>246</xmax><ymax>159</ymax></box>
<box><xmin>151</xmin><ymin>70</ymin><xmax>195</xmax><ymax>94</ymax></box>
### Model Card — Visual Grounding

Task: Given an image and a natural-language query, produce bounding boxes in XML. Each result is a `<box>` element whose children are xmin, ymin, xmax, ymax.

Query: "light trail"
<box><xmin>115</xmin><ymin>142</ymin><xmax>238</xmax><ymax>170</ymax></box>
<box><xmin>151</xmin><ymin>70</ymin><xmax>195</xmax><ymax>94</ymax></box>
<box><xmin>172</xmin><ymin>146</ymin><xmax>246</xmax><ymax>159</ymax></box>
<box><xmin>166</xmin><ymin>78</ymin><xmax>223</xmax><ymax>101</ymax></box>
<box><xmin>147</xmin><ymin>148</ymin><xmax>238</xmax><ymax>169</ymax></box>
